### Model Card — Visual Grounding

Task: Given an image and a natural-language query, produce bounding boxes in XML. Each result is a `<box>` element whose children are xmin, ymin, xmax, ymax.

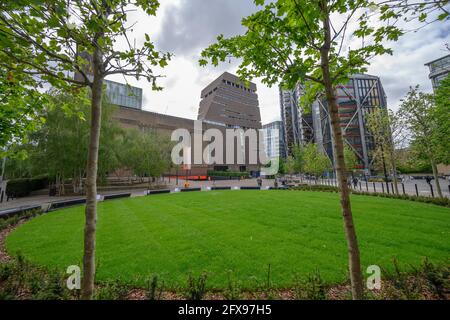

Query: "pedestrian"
<box><xmin>425</xmin><ymin>176</ymin><xmax>431</xmax><ymax>185</ymax></box>
<box><xmin>257</xmin><ymin>177</ymin><xmax>262</xmax><ymax>187</ymax></box>
<box><xmin>274</xmin><ymin>178</ymin><xmax>279</xmax><ymax>189</ymax></box>
<box><xmin>352</xmin><ymin>177</ymin><xmax>358</xmax><ymax>188</ymax></box>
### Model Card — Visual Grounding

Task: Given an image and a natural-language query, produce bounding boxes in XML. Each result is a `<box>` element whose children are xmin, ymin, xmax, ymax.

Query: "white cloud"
<box><xmin>107</xmin><ymin>0</ymin><xmax>449</xmax><ymax>125</ymax></box>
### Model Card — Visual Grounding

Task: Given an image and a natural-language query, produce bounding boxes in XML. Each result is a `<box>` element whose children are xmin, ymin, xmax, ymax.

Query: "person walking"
<box><xmin>352</xmin><ymin>177</ymin><xmax>358</xmax><ymax>189</ymax></box>
<box><xmin>257</xmin><ymin>177</ymin><xmax>262</xmax><ymax>187</ymax></box>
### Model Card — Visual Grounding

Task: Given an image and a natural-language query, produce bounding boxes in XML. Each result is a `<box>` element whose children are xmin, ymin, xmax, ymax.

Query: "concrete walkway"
<box><xmin>1</xmin><ymin>177</ymin><xmax>448</xmax><ymax>213</ymax></box>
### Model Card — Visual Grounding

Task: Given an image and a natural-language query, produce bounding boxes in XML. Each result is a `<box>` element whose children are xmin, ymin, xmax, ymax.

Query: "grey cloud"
<box><xmin>368</xmin><ymin>21</ymin><xmax>449</xmax><ymax>110</ymax></box>
<box><xmin>156</xmin><ymin>0</ymin><xmax>258</xmax><ymax>55</ymax></box>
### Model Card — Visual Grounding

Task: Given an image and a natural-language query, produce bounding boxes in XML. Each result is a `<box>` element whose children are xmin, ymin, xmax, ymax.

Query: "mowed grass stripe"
<box><xmin>5</xmin><ymin>190</ymin><xmax>450</xmax><ymax>289</ymax></box>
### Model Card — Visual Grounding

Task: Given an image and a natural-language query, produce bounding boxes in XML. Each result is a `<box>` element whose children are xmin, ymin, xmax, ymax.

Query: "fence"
<box><xmin>297</xmin><ymin>177</ymin><xmax>449</xmax><ymax>199</ymax></box>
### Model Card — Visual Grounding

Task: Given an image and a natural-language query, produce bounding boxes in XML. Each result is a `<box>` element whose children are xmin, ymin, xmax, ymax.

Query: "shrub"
<box><xmin>185</xmin><ymin>273</ymin><xmax>208</xmax><ymax>300</ymax></box>
<box><xmin>294</xmin><ymin>270</ymin><xmax>327</xmax><ymax>300</ymax></box>
<box><xmin>288</xmin><ymin>185</ymin><xmax>450</xmax><ymax>207</ymax></box>
<box><xmin>95</xmin><ymin>281</ymin><xmax>129</xmax><ymax>300</ymax></box>
<box><xmin>352</xmin><ymin>191</ymin><xmax>450</xmax><ymax>207</ymax></box>
<box><xmin>5</xmin><ymin>178</ymin><xmax>32</xmax><ymax>197</ymax></box>
<box><xmin>0</xmin><ymin>254</ymin><xmax>74</xmax><ymax>300</ymax></box>
<box><xmin>5</xmin><ymin>175</ymin><xmax>48</xmax><ymax>198</ymax></box>
<box><xmin>419</xmin><ymin>258</ymin><xmax>449</xmax><ymax>299</ymax></box>
<box><xmin>147</xmin><ymin>274</ymin><xmax>164</xmax><ymax>300</ymax></box>
<box><xmin>207</xmin><ymin>170</ymin><xmax>249</xmax><ymax>178</ymax></box>
<box><xmin>0</xmin><ymin>208</ymin><xmax>42</xmax><ymax>232</ymax></box>
<box><xmin>223</xmin><ymin>271</ymin><xmax>242</xmax><ymax>300</ymax></box>
<box><xmin>291</xmin><ymin>185</ymin><xmax>339</xmax><ymax>193</ymax></box>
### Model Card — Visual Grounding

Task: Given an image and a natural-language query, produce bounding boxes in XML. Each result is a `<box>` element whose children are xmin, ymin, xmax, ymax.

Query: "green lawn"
<box><xmin>5</xmin><ymin>190</ymin><xmax>450</xmax><ymax>289</ymax></box>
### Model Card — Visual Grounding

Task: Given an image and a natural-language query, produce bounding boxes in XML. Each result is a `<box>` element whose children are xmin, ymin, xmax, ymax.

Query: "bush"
<box><xmin>0</xmin><ymin>255</ymin><xmax>74</xmax><ymax>300</ymax></box>
<box><xmin>185</xmin><ymin>273</ymin><xmax>208</xmax><ymax>300</ymax></box>
<box><xmin>207</xmin><ymin>170</ymin><xmax>249</xmax><ymax>178</ymax></box>
<box><xmin>6</xmin><ymin>175</ymin><xmax>49</xmax><ymax>198</ymax></box>
<box><xmin>288</xmin><ymin>185</ymin><xmax>449</xmax><ymax>208</ymax></box>
<box><xmin>290</xmin><ymin>185</ymin><xmax>339</xmax><ymax>193</ymax></box>
<box><xmin>94</xmin><ymin>281</ymin><xmax>129</xmax><ymax>300</ymax></box>
<box><xmin>223</xmin><ymin>271</ymin><xmax>242</xmax><ymax>300</ymax></box>
<box><xmin>147</xmin><ymin>274</ymin><xmax>164</xmax><ymax>300</ymax></box>
<box><xmin>294</xmin><ymin>270</ymin><xmax>327</xmax><ymax>300</ymax></box>
<box><xmin>352</xmin><ymin>191</ymin><xmax>450</xmax><ymax>208</ymax></box>
<box><xmin>0</xmin><ymin>208</ymin><xmax>42</xmax><ymax>232</ymax></box>
<box><xmin>5</xmin><ymin>178</ymin><xmax>31</xmax><ymax>197</ymax></box>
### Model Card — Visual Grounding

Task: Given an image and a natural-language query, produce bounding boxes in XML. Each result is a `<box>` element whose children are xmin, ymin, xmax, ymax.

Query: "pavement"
<box><xmin>1</xmin><ymin>177</ymin><xmax>449</xmax><ymax>213</ymax></box>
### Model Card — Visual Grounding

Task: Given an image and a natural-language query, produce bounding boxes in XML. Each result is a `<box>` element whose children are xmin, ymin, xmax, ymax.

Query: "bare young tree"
<box><xmin>366</xmin><ymin>108</ymin><xmax>407</xmax><ymax>195</ymax></box>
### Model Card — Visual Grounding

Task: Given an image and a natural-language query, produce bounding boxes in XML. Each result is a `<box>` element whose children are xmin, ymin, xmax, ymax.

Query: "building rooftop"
<box><xmin>424</xmin><ymin>54</ymin><xmax>450</xmax><ymax>66</ymax></box>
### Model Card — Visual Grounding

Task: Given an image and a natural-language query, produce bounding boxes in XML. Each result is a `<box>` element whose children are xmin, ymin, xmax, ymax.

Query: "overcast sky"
<box><xmin>107</xmin><ymin>0</ymin><xmax>450</xmax><ymax>125</ymax></box>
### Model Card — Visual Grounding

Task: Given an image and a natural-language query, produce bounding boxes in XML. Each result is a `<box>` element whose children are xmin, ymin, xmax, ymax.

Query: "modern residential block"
<box><xmin>425</xmin><ymin>54</ymin><xmax>450</xmax><ymax>91</ymax></box>
<box><xmin>280</xmin><ymin>74</ymin><xmax>387</xmax><ymax>174</ymax></box>
<box><xmin>262</xmin><ymin>121</ymin><xmax>285</xmax><ymax>159</ymax></box>
<box><xmin>279</xmin><ymin>85</ymin><xmax>315</xmax><ymax>157</ymax></box>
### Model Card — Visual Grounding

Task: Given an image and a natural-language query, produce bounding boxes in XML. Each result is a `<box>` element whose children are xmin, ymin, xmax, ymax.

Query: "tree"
<box><xmin>200</xmin><ymin>0</ymin><xmax>405</xmax><ymax>299</ymax></box>
<box><xmin>398</xmin><ymin>86</ymin><xmax>446</xmax><ymax>198</ymax></box>
<box><xmin>378</xmin><ymin>0</ymin><xmax>449</xmax><ymax>25</ymax></box>
<box><xmin>291</xmin><ymin>144</ymin><xmax>305</xmax><ymax>174</ymax></box>
<box><xmin>366</xmin><ymin>108</ymin><xmax>405</xmax><ymax>194</ymax></box>
<box><xmin>303</xmin><ymin>143</ymin><xmax>331</xmax><ymax>181</ymax></box>
<box><xmin>433</xmin><ymin>74</ymin><xmax>450</xmax><ymax>166</ymax></box>
<box><xmin>0</xmin><ymin>0</ymin><xmax>171</xmax><ymax>299</ymax></box>
<box><xmin>0</xmin><ymin>67</ymin><xmax>46</xmax><ymax>156</ymax></box>
<box><xmin>120</xmin><ymin>128</ymin><xmax>173</xmax><ymax>187</ymax></box>
<box><xmin>4</xmin><ymin>88</ymin><xmax>123</xmax><ymax>195</ymax></box>
<box><xmin>284</xmin><ymin>155</ymin><xmax>296</xmax><ymax>176</ymax></box>
<box><xmin>395</xmin><ymin>147</ymin><xmax>432</xmax><ymax>174</ymax></box>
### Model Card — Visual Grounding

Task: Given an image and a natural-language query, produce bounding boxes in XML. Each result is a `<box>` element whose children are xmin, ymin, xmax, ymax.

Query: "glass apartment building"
<box><xmin>105</xmin><ymin>80</ymin><xmax>143</xmax><ymax>110</ymax></box>
<box><xmin>262</xmin><ymin>121</ymin><xmax>285</xmax><ymax>159</ymax></box>
<box><xmin>283</xmin><ymin>74</ymin><xmax>387</xmax><ymax>173</ymax></box>
<box><xmin>425</xmin><ymin>54</ymin><xmax>450</xmax><ymax>91</ymax></box>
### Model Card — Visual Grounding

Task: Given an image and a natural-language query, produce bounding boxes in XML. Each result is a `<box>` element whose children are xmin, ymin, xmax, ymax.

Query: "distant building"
<box><xmin>279</xmin><ymin>86</ymin><xmax>301</xmax><ymax>157</ymax></box>
<box><xmin>74</xmin><ymin>50</ymin><xmax>143</xmax><ymax>110</ymax></box>
<box><xmin>425</xmin><ymin>54</ymin><xmax>450</xmax><ymax>90</ymax></box>
<box><xmin>198</xmin><ymin>72</ymin><xmax>262</xmax><ymax>129</ymax></box>
<box><xmin>280</xmin><ymin>74</ymin><xmax>387</xmax><ymax>173</ymax></box>
<box><xmin>111</xmin><ymin>72</ymin><xmax>265</xmax><ymax>177</ymax></box>
<box><xmin>279</xmin><ymin>85</ymin><xmax>315</xmax><ymax>157</ymax></box>
<box><xmin>104</xmin><ymin>80</ymin><xmax>143</xmax><ymax>110</ymax></box>
<box><xmin>262</xmin><ymin>121</ymin><xmax>285</xmax><ymax>159</ymax></box>
<box><xmin>310</xmin><ymin>74</ymin><xmax>387</xmax><ymax>173</ymax></box>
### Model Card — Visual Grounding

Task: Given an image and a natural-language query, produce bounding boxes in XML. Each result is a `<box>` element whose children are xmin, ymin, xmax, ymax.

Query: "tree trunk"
<box><xmin>380</xmin><ymin>145</ymin><xmax>390</xmax><ymax>194</ymax></box>
<box><xmin>81</xmin><ymin>45</ymin><xmax>104</xmax><ymax>300</ymax></box>
<box><xmin>389</xmin><ymin>148</ymin><xmax>399</xmax><ymax>195</ymax></box>
<box><xmin>431</xmin><ymin>159</ymin><xmax>443</xmax><ymax>198</ymax></box>
<box><xmin>320</xmin><ymin>1</ymin><xmax>364</xmax><ymax>300</ymax></box>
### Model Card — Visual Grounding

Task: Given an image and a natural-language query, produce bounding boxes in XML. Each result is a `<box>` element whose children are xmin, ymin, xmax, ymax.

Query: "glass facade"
<box><xmin>105</xmin><ymin>80</ymin><xmax>143</xmax><ymax>109</ymax></box>
<box><xmin>262</xmin><ymin>121</ymin><xmax>284</xmax><ymax>159</ymax></box>
<box><xmin>425</xmin><ymin>54</ymin><xmax>450</xmax><ymax>90</ymax></box>
<box><xmin>303</xmin><ymin>74</ymin><xmax>386</xmax><ymax>173</ymax></box>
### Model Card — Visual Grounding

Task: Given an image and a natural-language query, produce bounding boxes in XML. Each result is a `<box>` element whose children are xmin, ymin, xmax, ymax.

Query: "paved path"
<box><xmin>1</xmin><ymin>177</ymin><xmax>449</xmax><ymax>213</ymax></box>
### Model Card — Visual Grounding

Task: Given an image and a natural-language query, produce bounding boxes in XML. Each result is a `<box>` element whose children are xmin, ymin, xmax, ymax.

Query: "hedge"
<box><xmin>289</xmin><ymin>185</ymin><xmax>450</xmax><ymax>207</ymax></box>
<box><xmin>207</xmin><ymin>170</ymin><xmax>250</xmax><ymax>178</ymax></box>
<box><xmin>6</xmin><ymin>175</ymin><xmax>49</xmax><ymax>198</ymax></box>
